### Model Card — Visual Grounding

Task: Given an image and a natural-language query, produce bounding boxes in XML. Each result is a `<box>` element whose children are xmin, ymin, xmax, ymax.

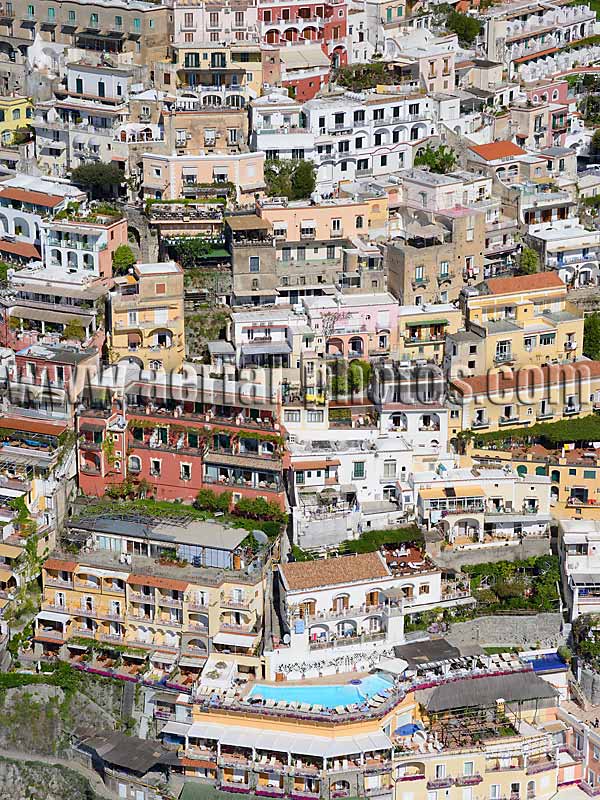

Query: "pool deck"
<box><xmin>243</xmin><ymin>670</ymin><xmax>373</xmax><ymax>696</ymax></box>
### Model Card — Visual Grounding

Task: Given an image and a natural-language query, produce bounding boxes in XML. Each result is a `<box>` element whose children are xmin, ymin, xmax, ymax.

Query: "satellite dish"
<box><xmin>252</xmin><ymin>529</ymin><xmax>269</xmax><ymax>546</ymax></box>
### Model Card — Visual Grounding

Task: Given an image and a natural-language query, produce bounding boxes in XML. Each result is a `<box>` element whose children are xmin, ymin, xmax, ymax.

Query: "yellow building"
<box><xmin>445</xmin><ymin>272</ymin><xmax>584</xmax><ymax>378</ymax></box>
<box><xmin>109</xmin><ymin>261</ymin><xmax>186</xmax><ymax>373</ymax></box>
<box><xmin>449</xmin><ymin>361</ymin><xmax>600</xmax><ymax>440</ymax></box>
<box><xmin>34</xmin><ymin>516</ymin><xmax>270</xmax><ymax>680</ymax></box>
<box><xmin>0</xmin><ymin>95</ymin><xmax>32</xmax><ymax>146</ymax></box>
<box><xmin>469</xmin><ymin>443</ymin><xmax>600</xmax><ymax>520</ymax></box>
<box><xmin>397</xmin><ymin>303</ymin><xmax>462</xmax><ymax>365</ymax></box>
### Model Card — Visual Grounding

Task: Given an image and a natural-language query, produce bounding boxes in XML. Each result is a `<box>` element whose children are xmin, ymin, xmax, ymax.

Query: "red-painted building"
<box><xmin>258</xmin><ymin>0</ymin><xmax>348</xmax><ymax>101</ymax></box>
<box><xmin>77</xmin><ymin>384</ymin><xmax>288</xmax><ymax>509</ymax></box>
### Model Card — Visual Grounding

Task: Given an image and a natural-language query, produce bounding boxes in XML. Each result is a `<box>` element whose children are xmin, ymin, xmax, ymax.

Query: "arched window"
<box><xmin>517</xmin><ymin>465</ymin><xmax>528</xmax><ymax>477</ymax></box>
<box><xmin>12</xmin><ymin>108</ymin><xmax>20</xmax><ymax>120</ymax></box>
<box><xmin>356</xmin><ymin>215</ymin><xmax>364</xmax><ymax>229</ymax></box>
<box><xmin>535</xmin><ymin>466</ymin><xmax>546</xmax><ymax>476</ymax></box>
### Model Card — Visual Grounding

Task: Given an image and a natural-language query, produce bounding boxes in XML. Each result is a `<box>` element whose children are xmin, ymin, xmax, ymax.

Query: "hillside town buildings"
<box><xmin>6</xmin><ymin>1</ymin><xmax>600</xmax><ymax>799</ymax></box>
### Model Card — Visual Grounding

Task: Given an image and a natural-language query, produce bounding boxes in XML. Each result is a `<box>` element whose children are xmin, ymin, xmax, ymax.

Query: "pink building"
<box><xmin>258</xmin><ymin>197</ymin><xmax>371</xmax><ymax>241</ymax></box>
<box><xmin>258</xmin><ymin>0</ymin><xmax>348</xmax><ymax>66</ymax></box>
<box><xmin>303</xmin><ymin>292</ymin><xmax>399</xmax><ymax>359</ymax></box>
<box><xmin>142</xmin><ymin>151</ymin><xmax>266</xmax><ymax>202</ymax></box>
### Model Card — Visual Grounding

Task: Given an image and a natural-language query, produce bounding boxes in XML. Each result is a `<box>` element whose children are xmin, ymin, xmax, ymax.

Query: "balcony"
<box><xmin>455</xmin><ymin>775</ymin><xmax>483</xmax><ymax>786</ymax></box>
<box><xmin>499</xmin><ymin>415</ymin><xmax>520</xmax><ymax>425</ymax></box>
<box><xmin>411</xmin><ymin>276</ymin><xmax>429</xmax><ymax>289</ymax></box>
<box><xmin>187</xmin><ymin>599</ymin><xmax>209</xmax><ymax>612</ymax></box>
<box><xmin>221</xmin><ymin>593</ymin><xmax>251</xmax><ymax>610</ymax></box>
<box><xmin>437</xmin><ymin>271</ymin><xmax>455</xmax><ymax>285</ymax></box>
<box><xmin>494</xmin><ymin>352</ymin><xmax>514</xmax><ymax>365</ymax></box>
<box><xmin>536</xmin><ymin>408</ymin><xmax>554</xmax><ymax>420</ymax></box>
<box><xmin>526</xmin><ymin>758</ymin><xmax>556</xmax><ymax>776</ymax></box>
<box><xmin>563</xmin><ymin>404</ymin><xmax>580</xmax><ymax>416</ymax></box>
<box><xmin>565</xmin><ymin>341</ymin><xmax>578</xmax><ymax>351</ymax></box>
<box><xmin>308</xmin><ymin>631</ymin><xmax>386</xmax><ymax>650</ymax></box>
<box><xmin>427</xmin><ymin>778</ymin><xmax>454</xmax><ymax>790</ymax></box>
<box><xmin>45</xmin><ymin>576</ymin><xmax>73</xmax><ymax>589</ymax></box>
<box><xmin>157</xmin><ymin>595</ymin><xmax>183</xmax><ymax>608</ymax></box>
<box><xmin>98</xmin><ymin>632</ymin><xmax>125</xmax><ymax>644</ymax></box>
<box><xmin>472</xmin><ymin>418</ymin><xmax>490</xmax><ymax>429</ymax></box>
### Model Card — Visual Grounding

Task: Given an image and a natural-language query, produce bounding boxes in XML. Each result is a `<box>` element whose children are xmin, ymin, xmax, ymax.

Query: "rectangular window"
<box><xmin>295</xmin><ymin>470</ymin><xmax>305</xmax><ymax>484</ymax></box>
<box><xmin>284</xmin><ymin>410</ymin><xmax>301</xmax><ymax>423</ymax></box>
<box><xmin>306</xmin><ymin>410</ymin><xmax>324</xmax><ymax>423</ymax></box>
<box><xmin>584</xmin><ymin>470</ymin><xmax>596</xmax><ymax>480</ymax></box>
<box><xmin>114</xmin><ymin>14</ymin><xmax>122</xmax><ymax>27</ymax></box>
<box><xmin>90</xmin><ymin>12</ymin><xmax>98</xmax><ymax>26</ymax></box>
<box><xmin>133</xmin><ymin>17</ymin><xmax>141</xmax><ymax>30</ymax></box>
<box><xmin>68</xmin><ymin>9</ymin><xmax>75</xmax><ymax>22</ymax></box>
<box><xmin>353</xmin><ymin>462</ymin><xmax>365</xmax><ymax>479</ymax></box>
<box><xmin>249</xmin><ymin>256</ymin><xmax>260</xmax><ymax>273</ymax></box>
<box><xmin>540</xmin><ymin>333</ymin><xmax>556</xmax><ymax>345</ymax></box>
<box><xmin>463</xmin><ymin>762</ymin><xmax>474</xmax><ymax>777</ymax></box>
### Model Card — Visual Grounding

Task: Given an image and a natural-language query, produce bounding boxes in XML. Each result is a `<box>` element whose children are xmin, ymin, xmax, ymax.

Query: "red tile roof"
<box><xmin>483</xmin><ymin>272</ymin><xmax>565</xmax><ymax>295</ymax></box>
<box><xmin>44</xmin><ymin>558</ymin><xmax>78</xmax><ymax>572</ymax></box>
<box><xmin>127</xmin><ymin>574</ymin><xmax>189</xmax><ymax>592</ymax></box>
<box><xmin>0</xmin><ymin>239</ymin><xmax>40</xmax><ymax>259</ymax></box>
<box><xmin>0</xmin><ymin>416</ymin><xmax>67</xmax><ymax>436</ymax></box>
<box><xmin>0</xmin><ymin>187</ymin><xmax>64</xmax><ymax>208</ymax></box>
<box><xmin>452</xmin><ymin>361</ymin><xmax>600</xmax><ymax>397</ymax></box>
<box><xmin>468</xmin><ymin>141</ymin><xmax>526</xmax><ymax>161</ymax></box>
<box><xmin>279</xmin><ymin>551</ymin><xmax>390</xmax><ymax>591</ymax></box>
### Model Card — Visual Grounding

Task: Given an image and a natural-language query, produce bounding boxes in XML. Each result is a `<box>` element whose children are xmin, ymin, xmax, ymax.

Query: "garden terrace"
<box><xmin>381</xmin><ymin>545</ymin><xmax>437</xmax><ymax>577</ymax></box>
<box><xmin>123</xmin><ymin>387</ymin><xmax>278</xmax><ymax>432</ymax></box>
<box><xmin>465</xmin><ymin>414</ymin><xmax>600</xmax><ymax>449</ymax></box>
<box><xmin>62</xmin><ymin>513</ymin><xmax>272</xmax><ymax>582</ymax></box>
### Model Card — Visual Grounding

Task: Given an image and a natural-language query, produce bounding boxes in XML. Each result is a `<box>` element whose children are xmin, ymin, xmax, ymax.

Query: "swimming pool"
<box><xmin>522</xmin><ymin>653</ymin><xmax>567</xmax><ymax>673</ymax></box>
<box><xmin>247</xmin><ymin>673</ymin><xmax>394</xmax><ymax>708</ymax></box>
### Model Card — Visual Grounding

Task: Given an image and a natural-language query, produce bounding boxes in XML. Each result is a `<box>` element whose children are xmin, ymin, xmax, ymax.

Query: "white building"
<box><xmin>413</xmin><ymin>464</ymin><xmax>552</xmax><ymax>546</ymax></box>
<box><xmin>250</xmin><ymin>92</ymin><xmax>316</xmax><ymax>162</ymax></box>
<box><xmin>302</xmin><ymin>89</ymin><xmax>434</xmax><ymax>192</ymax></box>
<box><xmin>526</xmin><ymin>221</ymin><xmax>600</xmax><ymax>287</ymax></box>
<box><xmin>559</xmin><ymin>518</ymin><xmax>600</xmax><ymax>621</ymax></box>
<box><xmin>266</xmin><ymin>548</ymin><xmax>472</xmax><ymax>679</ymax></box>
<box><xmin>288</xmin><ymin>435</ymin><xmax>413</xmax><ymax>549</ymax></box>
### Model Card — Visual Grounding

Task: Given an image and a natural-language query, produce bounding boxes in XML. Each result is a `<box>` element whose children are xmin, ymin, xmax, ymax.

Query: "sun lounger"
<box><xmin>335</xmin><ymin>705</ymin><xmax>346</xmax><ymax>714</ymax></box>
<box><xmin>288</xmin><ymin>701</ymin><xmax>300</xmax><ymax>710</ymax></box>
<box><xmin>299</xmin><ymin>703</ymin><xmax>311</xmax><ymax>712</ymax></box>
<box><xmin>276</xmin><ymin>700</ymin><xmax>288</xmax><ymax>709</ymax></box>
<box><xmin>265</xmin><ymin>699</ymin><xmax>276</xmax><ymax>708</ymax></box>
<box><xmin>347</xmin><ymin>704</ymin><xmax>359</xmax><ymax>712</ymax></box>
<box><xmin>312</xmin><ymin>704</ymin><xmax>323</xmax><ymax>713</ymax></box>
<box><xmin>222</xmin><ymin>697</ymin><xmax>235</xmax><ymax>707</ymax></box>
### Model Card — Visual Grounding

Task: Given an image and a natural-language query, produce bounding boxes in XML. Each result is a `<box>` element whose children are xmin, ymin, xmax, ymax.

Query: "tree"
<box><xmin>62</xmin><ymin>320</ymin><xmax>86</xmax><ymax>342</ymax></box>
<box><xmin>265</xmin><ymin>160</ymin><xmax>294</xmax><ymax>198</ymax></box>
<box><xmin>265</xmin><ymin>159</ymin><xmax>316</xmax><ymax>200</ymax></box>
<box><xmin>446</xmin><ymin>10</ymin><xmax>480</xmax><ymax>45</ymax></box>
<box><xmin>584</xmin><ymin>312</ymin><xmax>600</xmax><ymax>360</ymax></box>
<box><xmin>414</xmin><ymin>144</ymin><xmax>457</xmax><ymax>174</ymax></box>
<box><xmin>71</xmin><ymin>162</ymin><xmax>125</xmax><ymax>199</ymax></box>
<box><xmin>172</xmin><ymin>236</ymin><xmax>212</xmax><ymax>269</ymax></box>
<box><xmin>519</xmin><ymin>247</ymin><xmax>539</xmax><ymax>275</ymax></box>
<box><xmin>592</xmin><ymin>128</ymin><xmax>600</xmax><ymax>154</ymax></box>
<box><xmin>112</xmin><ymin>244</ymin><xmax>136</xmax><ymax>276</ymax></box>
<box><xmin>290</xmin><ymin>160</ymin><xmax>316</xmax><ymax>200</ymax></box>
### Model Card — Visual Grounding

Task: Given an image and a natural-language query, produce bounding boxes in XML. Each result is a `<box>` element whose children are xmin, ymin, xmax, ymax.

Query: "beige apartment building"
<box><xmin>445</xmin><ymin>272</ymin><xmax>584</xmax><ymax>378</ymax></box>
<box><xmin>2</xmin><ymin>0</ymin><xmax>172</xmax><ymax>63</ymax></box>
<box><xmin>109</xmin><ymin>261</ymin><xmax>186</xmax><ymax>373</ymax></box>
<box><xmin>386</xmin><ymin>208</ymin><xmax>485</xmax><ymax>305</ymax></box>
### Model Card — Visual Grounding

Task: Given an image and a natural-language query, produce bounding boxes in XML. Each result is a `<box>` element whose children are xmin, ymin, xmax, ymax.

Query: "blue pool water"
<box><xmin>248</xmin><ymin>673</ymin><xmax>393</xmax><ymax>708</ymax></box>
<box><xmin>522</xmin><ymin>653</ymin><xmax>566</xmax><ymax>673</ymax></box>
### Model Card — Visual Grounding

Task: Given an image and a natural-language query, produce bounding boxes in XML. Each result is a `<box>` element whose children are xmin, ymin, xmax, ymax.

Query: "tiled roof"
<box><xmin>279</xmin><ymin>552</ymin><xmax>390</xmax><ymax>591</ymax></box>
<box><xmin>482</xmin><ymin>272</ymin><xmax>565</xmax><ymax>295</ymax></box>
<box><xmin>468</xmin><ymin>141</ymin><xmax>526</xmax><ymax>161</ymax></box>
<box><xmin>44</xmin><ymin>557</ymin><xmax>78</xmax><ymax>572</ymax></box>
<box><xmin>0</xmin><ymin>416</ymin><xmax>68</xmax><ymax>436</ymax></box>
<box><xmin>0</xmin><ymin>239</ymin><xmax>40</xmax><ymax>259</ymax></box>
<box><xmin>452</xmin><ymin>361</ymin><xmax>600</xmax><ymax>397</ymax></box>
<box><xmin>0</xmin><ymin>187</ymin><xmax>64</xmax><ymax>208</ymax></box>
<box><xmin>127</xmin><ymin>574</ymin><xmax>189</xmax><ymax>592</ymax></box>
